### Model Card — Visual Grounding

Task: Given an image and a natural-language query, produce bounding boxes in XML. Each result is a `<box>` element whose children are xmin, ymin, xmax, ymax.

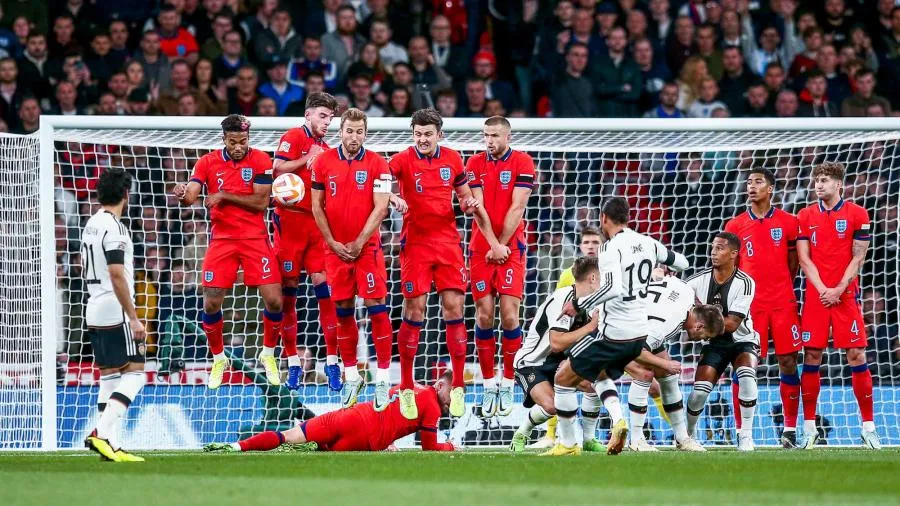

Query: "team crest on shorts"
<box><xmin>527</xmin><ymin>372</ymin><xmax>536</xmax><ymax>383</ymax></box>
<box><xmin>802</xmin><ymin>331</ymin><xmax>811</xmax><ymax>343</ymax></box>
<box><xmin>835</xmin><ymin>219</ymin><xmax>847</xmax><ymax>234</ymax></box>
<box><xmin>475</xmin><ymin>280</ymin><xmax>486</xmax><ymax>292</ymax></box>
<box><xmin>404</xmin><ymin>281</ymin><xmax>414</xmax><ymax>293</ymax></box>
<box><xmin>439</xmin><ymin>167</ymin><xmax>452</xmax><ymax>182</ymax></box>
<box><xmin>355</xmin><ymin>170</ymin><xmax>368</xmax><ymax>184</ymax></box>
<box><xmin>499</xmin><ymin>171</ymin><xmax>512</xmax><ymax>185</ymax></box>
<box><xmin>204</xmin><ymin>271</ymin><xmax>214</xmax><ymax>282</ymax></box>
<box><xmin>241</xmin><ymin>167</ymin><xmax>253</xmax><ymax>182</ymax></box>
<box><xmin>283</xmin><ymin>261</ymin><xmax>294</xmax><ymax>272</ymax></box>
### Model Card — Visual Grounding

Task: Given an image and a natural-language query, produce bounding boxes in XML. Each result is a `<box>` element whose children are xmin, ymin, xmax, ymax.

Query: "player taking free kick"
<box><xmin>310</xmin><ymin>108</ymin><xmax>395</xmax><ymax>410</ymax></box>
<box><xmin>174</xmin><ymin>115</ymin><xmax>283</xmax><ymax>389</ymax></box>
<box><xmin>389</xmin><ymin>108</ymin><xmax>507</xmax><ymax>420</ymax></box>
<box><xmin>466</xmin><ymin>116</ymin><xmax>535</xmax><ymax>418</ymax></box>
<box><xmin>272</xmin><ymin>92</ymin><xmax>341</xmax><ymax>391</ymax></box>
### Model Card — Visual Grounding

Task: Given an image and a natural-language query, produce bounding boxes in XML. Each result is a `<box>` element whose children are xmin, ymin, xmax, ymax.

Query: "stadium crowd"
<box><xmin>27</xmin><ymin>0</ymin><xmax>898</xmax><ymax>382</ymax></box>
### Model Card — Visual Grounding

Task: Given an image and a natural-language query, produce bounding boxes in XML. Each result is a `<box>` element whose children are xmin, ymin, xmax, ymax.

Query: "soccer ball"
<box><xmin>272</xmin><ymin>173</ymin><xmax>305</xmax><ymax>207</ymax></box>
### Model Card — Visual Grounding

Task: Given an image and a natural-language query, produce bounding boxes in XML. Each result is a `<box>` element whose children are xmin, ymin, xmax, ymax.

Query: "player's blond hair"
<box><xmin>340</xmin><ymin>107</ymin><xmax>368</xmax><ymax>130</ymax></box>
<box><xmin>693</xmin><ymin>304</ymin><xmax>725</xmax><ymax>338</ymax></box>
<box><xmin>812</xmin><ymin>161</ymin><xmax>845</xmax><ymax>182</ymax></box>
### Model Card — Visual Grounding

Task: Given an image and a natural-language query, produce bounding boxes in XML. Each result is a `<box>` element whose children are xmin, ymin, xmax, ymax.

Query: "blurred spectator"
<box><xmin>648</xmin><ymin>0</ymin><xmax>673</xmax><ymax>47</ymax></box>
<box><xmin>188</xmin><ymin>0</ymin><xmax>227</xmax><ymax>45</ymax></box>
<box><xmin>841</xmin><ymin>68</ymin><xmax>891</xmax><ymax>117</ymax></box>
<box><xmin>107</xmin><ymin>72</ymin><xmax>129</xmax><ymax>106</ymax></box>
<box><xmin>156</xmin><ymin>4</ymin><xmax>199</xmax><ymax>64</ymax></box>
<box><xmin>429</xmin><ymin>15</ymin><xmax>466</xmax><ymax>82</ymax></box>
<box><xmin>200</xmin><ymin>8</ymin><xmax>236</xmax><ymax>61</ymax></box>
<box><xmin>471</xmin><ymin>50</ymin><xmax>517</xmax><ymax>111</ymax></box>
<box><xmin>85</xmin><ymin>32</ymin><xmax>118</xmax><ymax>86</ymax></box>
<box><xmin>284</xmin><ymin>70</ymin><xmax>327</xmax><ymax>115</ymax></box>
<box><xmin>176</xmin><ymin>93</ymin><xmax>198</xmax><ymax>116</ymax></box>
<box><xmin>193</xmin><ymin>58</ymin><xmax>227</xmax><ymax>109</ymax></box>
<box><xmin>126</xmin><ymin>87</ymin><xmax>151</xmax><ymax>115</ymax></box>
<box><xmin>49</xmin><ymin>14</ymin><xmax>81</xmax><ymax>61</ymax></box>
<box><xmin>322</xmin><ymin>5</ymin><xmax>365</xmax><ymax>79</ymax></box>
<box><xmin>387</xmin><ymin>86</ymin><xmax>412</xmax><ymax>117</ymax></box>
<box><xmin>484</xmin><ymin>98</ymin><xmax>505</xmax><ymax>117</ymax></box>
<box><xmin>625</xmin><ymin>8</ymin><xmax>648</xmax><ymax>46</ymax></box>
<box><xmin>258</xmin><ymin>54</ymin><xmax>303</xmax><ymax>115</ymax></box>
<box><xmin>360</xmin><ymin>0</ymin><xmax>411</xmax><ymax>49</ymax></box>
<box><xmin>675</xmin><ymin>55</ymin><xmax>708</xmax><ymax>112</ymax></box>
<box><xmin>564</xmin><ymin>8</ymin><xmax>605</xmax><ymax>61</ymax></box>
<box><xmin>4</xmin><ymin>2</ymin><xmax>47</xmax><ymax>35</ymax></box>
<box><xmin>107</xmin><ymin>19</ymin><xmax>130</xmax><ymax>64</ymax></box>
<box><xmin>370</xmin><ymin>19</ymin><xmax>407</xmax><ymax>69</ymax></box>
<box><xmin>124</xmin><ymin>60</ymin><xmax>145</xmax><ymax>93</ymax></box>
<box><xmin>798</xmin><ymin>70</ymin><xmax>838</xmax><ymax>117</ymax></box>
<box><xmin>790</xmin><ymin>27</ymin><xmax>823</xmax><ymax>78</ymax></box>
<box><xmin>774</xmin><ymin>89</ymin><xmax>799</xmax><ymax>118</ymax></box>
<box><xmin>11</xmin><ymin>15</ymin><xmax>30</xmax><ymax>50</ymax></box>
<box><xmin>762</xmin><ymin>62</ymin><xmax>787</xmax><ymax>103</ymax></box>
<box><xmin>157</xmin><ymin>259</ymin><xmax>204</xmax><ymax>360</ymax></box>
<box><xmin>460</xmin><ymin>77</ymin><xmax>486</xmax><ymax>117</ymax></box>
<box><xmin>253</xmin><ymin>8</ymin><xmax>302</xmax><ymax>64</ymax></box>
<box><xmin>152</xmin><ymin>59</ymin><xmax>223</xmax><ymax>115</ymax></box>
<box><xmin>60</xmin><ymin>53</ymin><xmax>99</xmax><ymax>108</ymax></box>
<box><xmin>17</xmin><ymin>32</ymin><xmax>52</xmax><ymax>102</ymax></box>
<box><xmin>228</xmin><ymin>65</ymin><xmax>260</xmax><ymax>115</ymax></box>
<box><xmin>742</xmin><ymin>82</ymin><xmax>773</xmax><ymax>117</ymax></box>
<box><xmin>12</xmin><ymin>94</ymin><xmax>39</xmax><ymax>133</ymax></box>
<box><xmin>667</xmin><ymin>16</ymin><xmax>697</xmax><ymax>75</ymax></box>
<box><xmin>435</xmin><ymin>88</ymin><xmax>457</xmax><ymax>117</ymax></box>
<box><xmin>534</xmin><ymin>0</ymin><xmax>574</xmax><ymax>79</ymax></box>
<box><xmin>820</xmin><ymin>0</ymin><xmax>855</xmax><ymax>46</ymax></box>
<box><xmin>687</xmin><ymin>78</ymin><xmax>725</xmax><ymax>118</ymax></box>
<box><xmin>407</xmin><ymin>36</ymin><xmax>451</xmax><ymax>91</ymax></box>
<box><xmin>213</xmin><ymin>30</ymin><xmax>249</xmax><ymax>86</ymax></box>
<box><xmin>634</xmin><ymin>37</ymin><xmax>671</xmax><ymax>113</ymax></box>
<box><xmin>591</xmin><ymin>26</ymin><xmax>640</xmax><ymax>117</ymax></box>
<box><xmin>643</xmin><ymin>82</ymin><xmax>684</xmax><ymax>118</ymax></box>
<box><xmin>287</xmin><ymin>36</ymin><xmax>337</xmax><ymax>91</ymax></box>
<box><xmin>135</xmin><ymin>30</ymin><xmax>172</xmax><ymax>92</ymax></box>
<box><xmin>347</xmin><ymin>42</ymin><xmax>386</xmax><ymax>98</ymax></box>
<box><xmin>0</xmin><ymin>57</ymin><xmax>24</xmax><ymax>128</ymax></box>
<box><xmin>49</xmin><ymin>80</ymin><xmax>86</xmax><ymax>115</ymax></box>
<box><xmin>256</xmin><ymin>96</ymin><xmax>277</xmax><ymax>116</ymax></box>
<box><xmin>551</xmin><ymin>42</ymin><xmax>594</xmax><ymax>118</ymax></box>
<box><xmin>718</xmin><ymin>46</ymin><xmax>759</xmax><ymax>116</ymax></box>
<box><xmin>94</xmin><ymin>91</ymin><xmax>118</xmax><ymax>115</ymax></box>
<box><xmin>813</xmin><ymin>43</ymin><xmax>852</xmax><ymax>107</ymax></box>
<box><xmin>866</xmin><ymin>103</ymin><xmax>888</xmax><ymax>117</ymax></box>
<box><xmin>696</xmin><ymin>23</ymin><xmax>723</xmax><ymax>80</ymax></box>
<box><xmin>593</xmin><ymin>2</ymin><xmax>618</xmax><ymax>39</ymax></box>
<box><xmin>348</xmin><ymin>73</ymin><xmax>384</xmax><ymax>117</ymax></box>
<box><xmin>241</xmin><ymin>0</ymin><xmax>278</xmax><ymax>45</ymax></box>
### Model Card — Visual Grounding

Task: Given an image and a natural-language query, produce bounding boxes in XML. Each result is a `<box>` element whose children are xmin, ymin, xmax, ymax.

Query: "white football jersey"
<box><xmin>579</xmin><ymin>228</ymin><xmax>681</xmax><ymax>341</ymax></box>
<box><xmin>515</xmin><ymin>286</ymin><xmax>576</xmax><ymax>369</ymax></box>
<box><xmin>81</xmin><ymin>210</ymin><xmax>134</xmax><ymax>327</ymax></box>
<box><xmin>686</xmin><ymin>267</ymin><xmax>759</xmax><ymax>345</ymax></box>
<box><xmin>643</xmin><ymin>276</ymin><xmax>696</xmax><ymax>352</ymax></box>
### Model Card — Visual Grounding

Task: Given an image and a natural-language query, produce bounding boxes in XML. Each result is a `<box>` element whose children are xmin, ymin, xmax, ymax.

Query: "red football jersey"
<box><xmin>274</xmin><ymin>124</ymin><xmax>329</xmax><ymax>213</ymax></box>
<box><xmin>354</xmin><ymin>384</ymin><xmax>451</xmax><ymax>451</ymax></box>
<box><xmin>311</xmin><ymin>146</ymin><xmax>391</xmax><ymax>244</ymax></box>
<box><xmin>190</xmin><ymin>148</ymin><xmax>273</xmax><ymax>240</ymax></box>
<box><xmin>724</xmin><ymin>207</ymin><xmax>799</xmax><ymax>311</ymax></box>
<box><xmin>465</xmin><ymin>148</ymin><xmax>535</xmax><ymax>253</ymax></box>
<box><xmin>797</xmin><ymin>199</ymin><xmax>871</xmax><ymax>294</ymax></box>
<box><xmin>389</xmin><ymin>146</ymin><xmax>468</xmax><ymax>245</ymax></box>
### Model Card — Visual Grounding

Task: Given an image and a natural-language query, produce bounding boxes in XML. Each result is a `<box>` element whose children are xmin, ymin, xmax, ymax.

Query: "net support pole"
<box><xmin>39</xmin><ymin>119</ymin><xmax>58</xmax><ymax>451</ymax></box>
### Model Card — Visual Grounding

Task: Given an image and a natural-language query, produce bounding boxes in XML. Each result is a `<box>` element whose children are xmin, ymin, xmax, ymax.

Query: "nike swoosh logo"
<box><xmin>789</xmin><ymin>395</ymin><xmax>799</xmax><ymax>400</ymax></box>
<box><xmin>743</xmin><ymin>235</ymin><xmax>752</xmax><ymax>241</ymax></box>
<box><xmin>262</xmin><ymin>274</ymin><xmax>272</xmax><ymax>280</ymax></box>
<box><xmin>809</xmin><ymin>226</ymin><xmax>818</xmax><ymax>229</ymax></box>
<box><xmin>328</xmin><ymin>175</ymin><xmax>337</xmax><ymax>179</ymax></box>
<box><xmin>216</xmin><ymin>172</ymin><xmax>225</xmax><ymax>176</ymax></box>
<box><xmin>414</xmin><ymin>172</ymin><xmax>423</xmax><ymax>176</ymax></box>
<box><xmin>850</xmin><ymin>338</ymin><xmax>861</xmax><ymax>343</ymax></box>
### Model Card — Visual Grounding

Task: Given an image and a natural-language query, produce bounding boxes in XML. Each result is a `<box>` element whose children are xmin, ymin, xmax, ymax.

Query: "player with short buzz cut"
<box><xmin>466</xmin><ymin>115</ymin><xmax>535</xmax><ymax>418</ymax></box>
<box><xmin>203</xmin><ymin>371</ymin><xmax>456</xmax><ymax>453</ymax></box>
<box><xmin>724</xmin><ymin>167</ymin><xmax>803</xmax><ymax>448</ymax></box>
<box><xmin>173</xmin><ymin>115</ymin><xmax>283</xmax><ymax>389</ymax></box>
<box><xmin>546</xmin><ymin>197</ymin><xmax>689</xmax><ymax>456</ymax></box>
<box><xmin>625</xmin><ymin>275</ymin><xmax>723</xmax><ymax>452</ymax></box>
<box><xmin>81</xmin><ymin>167</ymin><xmax>146</xmax><ymax>463</ymax></box>
<box><xmin>797</xmin><ymin>162</ymin><xmax>880</xmax><ymax>450</ymax></box>
<box><xmin>310</xmin><ymin>108</ymin><xmax>394</xmax><ymax>411</ymax></box>
<box><xmin>390</xmin><ymin>108</ymin><xmax>507</xmax><ymax>420</ymax></box>
<box><xmin>272</xmin><ymin>92</ymin><xmax>341</xmax><ymax>391</ymax></box>
<box><xmin>685</xmin><ymin>232</ymin><xmax>760</xmax><ymax>452</ymax></box>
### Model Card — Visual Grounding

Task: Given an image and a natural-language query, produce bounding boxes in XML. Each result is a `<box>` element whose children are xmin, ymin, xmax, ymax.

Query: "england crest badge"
<box><xmin>770</xmin><ymin>227</ymin><xmax>783</xmax><ymax>242</ymax></box>
<box><xmin>835</xmin><ymin>219</ymin><xmax>847</xmax><ymax>233</ymax></box>
<box><xmin>499</xmin><ymin>170</ymin><xmax>512</xmax><ymax>185</ymax></box>
<box><xmin>241</xmin><ymin>167</ymin><xmax>253</xmax><ymax>182</ymax></box>
<box><xmin>439</xmin><ymin>167</ymin><xmax>452</xmax><ymax>182</ymax></box>
<box><xmin>355</xmin><ymin>170</ymin><xmax>368</xmax><ymax>184</ymax></box>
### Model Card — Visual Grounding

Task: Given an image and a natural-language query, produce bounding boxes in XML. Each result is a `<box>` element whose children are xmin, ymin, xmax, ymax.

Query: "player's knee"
<box><xmin>846</xmin><ymin>347</ymin><xmax>866</xmax><ymax>365</ymax></box>
<box><xmin>309</xmin><ymin>272</ymin><xmax>326</xmax><ymax>286</ymax></box>
<box><xmin>475</xmin><ymin>311</ymin><xmax>494</xmax><ymax>329</ymax></box>
<box><xmin>282</xmin><ymin>426</ymin><xmax>305</xmax><ymax>444</ymax></box>
<box><xmin>540</xmin><ymin>401</ymin><xmax>557</xmax><ymax>416</ymax></box>
<box><xmin>499</xmin><ymin>313</ymin><xmax>519</xmax><ymax>331</ymax></box>
<box><xmin>403</xmin><ymin>298</ymin><xmax>426</xmax><ymax>321</ymax></box>
<box><xmin>777</xmin><ymin>354</ymin><xmax>798</xmax><ymax>373</ymax></box>
<box><xmin>264</xmin><ymin>297</ymin><xmax>283</xmax><ymax>313</ymax></box>
<box><xmin>803</xmin><ymin>348</ymin><xmax>823</xmax><ymax>365</ymax></box>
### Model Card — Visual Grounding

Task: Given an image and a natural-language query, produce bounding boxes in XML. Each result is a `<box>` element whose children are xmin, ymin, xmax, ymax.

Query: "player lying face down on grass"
<box><xmin>204</xmin><ymin>372</ymin><xmax>457</xmax><ymax>453</ymax></box>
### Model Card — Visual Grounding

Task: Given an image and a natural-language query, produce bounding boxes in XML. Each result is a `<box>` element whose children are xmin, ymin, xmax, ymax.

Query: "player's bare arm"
<box><xmin>207</xmin><ymin>181</ymin><xmax>271</xmax><ymax>212</ymax></box>
<box><xmin>633</xmin><ymin>349</ymin><xmax>681</xmax><ymax>375</ymax></box>
<box><xmin>495</xmin><ymin>185</ymin><xmax>531</xmax><ymax>262</ymax></box>
<box><xmin>311</xmin><ymin>186</ymin><xmax>351</xmax><ymax>261</ymax></box>
<box><xmin>273</xmin><ymin>144</ymin><xmax>325</xmax><ymax>176</ymax></box>
<box><xmin>788</xmin><ymin>248</ymin><xmax>799</xmax><ymax>278</ymax></box>
<box><xmin>831</xmin><ymin>238</ymin><xmax>869</xmax><ymax>300</ymax></box>
<box><xmin>549</xmin><ymin>311</ymin><xmax>599</xmax><ymax>352</ymax></box>
<box><xmin>108</xmin><ymin>263</ymin><xmax>146</xmax><ymax>342</ymax></box>
<box><xmin>723</xmin><ymin>313</ymin><xmax>744</xmax><ymax>334</ymax></box>
<box><xmin>174</xmin><ymin>180</ymin><xmax>203</xmax><ymax>205</ymax></box>
<box><xmin>346</xmin><ymin>188</ymin><xmax>390</xmax><ymax>260</ymax></box>
<box><xmin>796</xmin><ymin>239</ymin><xmax>831</xmax><ymax>303</ymax></box>
<box><xmin>468</xmin><ymin>185</ymin><xmax>510</xmax><ymax>262</ymax></box>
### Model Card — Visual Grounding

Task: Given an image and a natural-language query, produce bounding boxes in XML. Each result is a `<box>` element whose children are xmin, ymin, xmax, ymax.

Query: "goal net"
<box><xmin>3</xmin><ymin>117</ymin><xmax>899</xmax><ymax>449</ymax></box>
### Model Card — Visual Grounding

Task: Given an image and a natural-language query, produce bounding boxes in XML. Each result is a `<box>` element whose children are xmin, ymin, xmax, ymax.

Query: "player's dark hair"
<box><xmin>693</xmin><ymin>304</ymin><xmax>725</xmax><ymax>338</ymax></box>
<box><xmin>601</xmin><ymin>197</ymin><xmax>630</xmax><ymax>225</ymax></box>
<box><xmin>715</xmin><ymin>231</ymin><xmax>741</xmax><ymax>251</ymax></box>
<box><xmin>221</xmin><ymin>114</ymin><xmax>250</xmax><ymax>134</ymax></box>
<box><xmin>484</xmin><ymin>115</ymin><xmax>511</xmax><ymax>130</ymax></box>
<box><xmin>340</xmin><ymin>107</ymin><xmax>368</xmax><ymax>130</ymax></box>
<box><xmin>410</xmin><ymin>108</ymin><xmax>443</xmax><ymax>131</ymax></box>
<box><xmin>571</xmin><ymin>256</ymin><xmax>599</xmax><ymax>282</ymax></box>
<box><xmin>812</xmin><ymin>161</ymin><xmax>845</xmax><ymax>182</ymax></box>
<box><xmin>96</xmin><ymin>167</ymin><xmax>132</xmax><ymax>205</ymax></box>
<box><xmin>748</xmin><ymin>167</ymin><xmax>776</xmax><ymax>187</ymax></box>
<box><xmin>305</xmin><ymin>91</ymin><xmax>337</xmax><ymax>111</ymax></box>
<box><xmin>581</xmin><ymin>225</ymin><xmax>601</xmax><ymax>240</ymax></box>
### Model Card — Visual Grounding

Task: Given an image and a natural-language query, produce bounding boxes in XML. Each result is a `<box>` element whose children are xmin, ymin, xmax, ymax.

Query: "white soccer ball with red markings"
<box><xmin>272</xmin><ymin>173</ymin><xmax>305</xmax><ymax>207</ymax></box>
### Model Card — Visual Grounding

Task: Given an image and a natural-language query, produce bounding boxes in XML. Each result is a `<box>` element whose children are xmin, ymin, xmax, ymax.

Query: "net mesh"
<box><xmin>5</xmin><ymin>122</ymin><xmax>900</xmax><ymax>449</ymax></box>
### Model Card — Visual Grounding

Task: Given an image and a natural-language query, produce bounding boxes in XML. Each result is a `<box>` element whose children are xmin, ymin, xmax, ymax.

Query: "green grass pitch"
<box><xmin>4</xmin><ymin>448</ymin><xmax>898</xmax><ymax>506</ymax></box>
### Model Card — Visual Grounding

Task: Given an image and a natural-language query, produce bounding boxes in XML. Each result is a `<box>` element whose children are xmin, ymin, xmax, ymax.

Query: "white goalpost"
<box><xmin>1</xmin><ymin>116</ymin><xmax>897</xmax><ymax>450</ymax></box>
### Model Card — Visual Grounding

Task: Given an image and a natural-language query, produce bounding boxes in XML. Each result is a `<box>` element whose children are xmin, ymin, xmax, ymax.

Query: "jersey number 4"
<box><xmin>623</xmin><ymin>259</ymin><xmax>652</xmax><ymax>301</ymax></box>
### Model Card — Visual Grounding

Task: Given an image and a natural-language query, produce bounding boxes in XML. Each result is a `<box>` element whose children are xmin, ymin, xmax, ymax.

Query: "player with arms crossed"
<box><xmin>796</xmin><ymin>162</ymin><xmax>880</xmax><ymax>449</ymax></box>
<box><xmin>466</xmin><ymin>116</ymin><xmax>535</xmax><ymax>418</ymax></box>
<box><xmin>685</xmin><ymin>232</ymin><xmax>760</xmax><ymax>452</ymax></box>
<box><xmin>390</xmin><ymin>108</ymin><xmax>506</xmax><ymax>419</ymax></box>
<box><xmin>548</xmin><ymin>197</ymin><xmax>689</xmax><ymax>456</ymax></box>
<box><xmin>174</xmin><ymin>115</ymin><xmax>283</xmax><ymax>389</ymax></box>
<box><xmin>510</xmin><ymin>257</ymin><xmax>622</xmax><ymax>453</ymax></box>
<box><xmin>82</xmin><ymin>168</ymin><xmax>147</xmax><ymax>462</ymax></box>
<box><xmin>724</xmin><ymin>168</ymin><xmax>802</xmax><ymax>448</ymax></box>
<box><xmin>204</xmin><ymin>372</ymin><xmax>456</xmax><ymax>453</ymax></box>
<box><xmin>271</xmin><ymin>92</ymin><xmax>341</xmax><ymax>390</ymax></box>
<box><xmin>310</xmin><ymin>108</ymin><xmax>394</xmax><ymax>410</ymax></box>
<box><xmin>625</xmin><ymin>275</ymin><xmax>723</xmax><ymax>452</ymax></box>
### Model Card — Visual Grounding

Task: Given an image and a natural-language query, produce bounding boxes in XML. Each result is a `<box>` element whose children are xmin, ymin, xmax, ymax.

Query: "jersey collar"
<box><xmin>302</xmin><ymin>124</ymin><xmax>325</xmax><ymax>144</ymax></box>
<box><xmin>221</xmin><ymin>148</ymin><xmax>231</xmax><ymax>162</ymax></box>
<box><xmin>414</xmin><ymin>145</ymin><xmax>441</xmax><ymax>159</ymax></box>
<box><xmin>338</xmin><ymin>145</ymin><xmax>366</xmax><ymax>161</ymax></box>
<box><xmin>747</xmin><ymin>207</ymin><xmax>775</xmax><ymax>220</ymax></box>
<box><xmin>487</xmin><ymin>147</ymin><xmax>513</xmax><ymax>162</ymax></box>
<box><xmin>818</xmin><ymin>198</ymin><xmax>845</xmax><ymax>212</ymax></box>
